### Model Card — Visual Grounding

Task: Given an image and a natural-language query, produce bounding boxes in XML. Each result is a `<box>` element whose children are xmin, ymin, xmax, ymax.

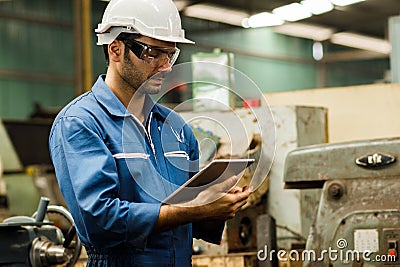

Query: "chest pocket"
<box><xmin>113</xmin><ymin>151</ymin><xmax>151</xmax><ymax>183</ymax></box>
<box><xmin>111</xmin><ymin>143</ymin><xmax>169</xmax><ymax>202</ymax></box>
<box><xmin>157</xmin><ymin>123</ymin><xmax>193</xmax><ymax>190</ymax></box>
<box><xmin>163</xmin><ymin>148</ymin><xmax>191</xmax><ymax>189</ymax></box>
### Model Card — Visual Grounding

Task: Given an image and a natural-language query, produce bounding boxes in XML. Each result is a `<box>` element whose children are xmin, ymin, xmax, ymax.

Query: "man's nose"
<box><xmin>157</xmin><ymin>59</ymin><xmax>173</xmax><ymax>72</ymax></box>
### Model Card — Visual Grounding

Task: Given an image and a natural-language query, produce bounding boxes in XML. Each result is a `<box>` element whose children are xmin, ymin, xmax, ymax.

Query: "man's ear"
<box><xmin>108</xmin><ymin>40</ymin><xmax>123</xmax><ymax>62</ymax></box>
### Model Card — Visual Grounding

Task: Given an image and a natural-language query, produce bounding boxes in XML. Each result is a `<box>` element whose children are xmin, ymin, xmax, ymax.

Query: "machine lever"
<box><xmin>35</xmin><ymin>197</ymin><xmax>50</xmax><ymax>223</ymax></box>
<box><xmin>63</xmin><ymin>224</ymin><xmax>77</xmax><ymax>248</ymax></box>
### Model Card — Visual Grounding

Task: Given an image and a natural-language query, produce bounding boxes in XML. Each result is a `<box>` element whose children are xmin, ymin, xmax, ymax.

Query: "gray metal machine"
<box><xmin>0</xmin><ymin>197</ymin><xmax>81</xmax><ymax>266</ymax></box>
<box><xmin>284</xmin><ymin>138</ymin><xmax>400</xmax><ymax>266</ymax></box>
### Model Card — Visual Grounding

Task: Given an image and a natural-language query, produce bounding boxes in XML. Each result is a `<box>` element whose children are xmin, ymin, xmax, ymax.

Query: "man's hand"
<box><xmin>189</xmin><ymin>176</ymin><xmax>250</xmax><ymax>221</ymax></box>
<box><xmin>154</xmin><ymin>176</ymin><xmax>250</xmax><ymax>232</ymax></box>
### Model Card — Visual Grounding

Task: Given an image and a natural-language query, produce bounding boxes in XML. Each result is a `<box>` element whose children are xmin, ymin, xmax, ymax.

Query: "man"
<box><xmin>49</xmin><ymin>0</ymin><xmax>250</xmax><ymax>266</ymax></box>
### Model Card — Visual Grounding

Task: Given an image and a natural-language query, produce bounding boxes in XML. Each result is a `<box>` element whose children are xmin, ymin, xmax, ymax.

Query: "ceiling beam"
<box><xmin>322</xmin><ymin>50</ymin><xmax>388</xmax><ymax>62</ymax></box>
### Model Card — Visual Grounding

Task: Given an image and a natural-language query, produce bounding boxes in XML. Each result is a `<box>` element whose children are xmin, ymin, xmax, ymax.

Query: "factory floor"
<box><xmin>74</xmin><ymin>248</ymin><xmax>88</xmax><ymax>266</ymax></box>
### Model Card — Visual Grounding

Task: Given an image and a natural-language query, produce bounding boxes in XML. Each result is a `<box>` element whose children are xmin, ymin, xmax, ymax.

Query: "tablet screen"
<box><xmin>164</xmin><ymin>158</ymin><xmax>255</xmax><ymax>204</ymax></box>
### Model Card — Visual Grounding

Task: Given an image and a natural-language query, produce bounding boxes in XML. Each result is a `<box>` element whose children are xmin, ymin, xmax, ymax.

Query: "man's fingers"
<box><xmin>227</xmin><ymin>199</ymin><xmax>248</xmax><ymax>219</ymax></box>
<box><xmin>236</xmin><ymin>199</ymin><xmax>248</xmax><ymax>209</ymax></box>
<box><xmin>228</xmin><ymin>186</ymin><xmax>242</xmax><ymax>194</ymax></box>
<box><xmin>236</xmin><ymin>190</ymin><xmax>250</xmax><ymax>201</ymax></box>
<box><xmin>224</xmin><ymin>175</ymin><xmax>238</xmax><ymax>188</ymax></box>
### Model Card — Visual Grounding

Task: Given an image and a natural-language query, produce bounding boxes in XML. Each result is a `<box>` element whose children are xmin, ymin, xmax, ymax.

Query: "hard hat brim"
<box><xmin>96</xmin><ymin>26</ymin><xmax>194</xmax><ymax>45</ymax></box>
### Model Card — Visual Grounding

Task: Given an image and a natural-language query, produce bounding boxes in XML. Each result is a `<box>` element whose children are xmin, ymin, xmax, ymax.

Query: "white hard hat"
<box><xmin>95</xmin><ymin>0</ymin><xmax>194</xmax><ymax>45</ymax></box>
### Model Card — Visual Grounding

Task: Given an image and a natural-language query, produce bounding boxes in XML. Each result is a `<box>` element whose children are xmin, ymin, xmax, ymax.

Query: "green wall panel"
<box><xmin>180</xmin><ymin>22</ymin><xmax>388</xmax><ymax>94</ymax></box>
<box><xmin>326</xmin><ymin>59</ymin><xmax>389</xmax><ymax>87</ymax></box>
<box><xmin>179</xmin><ymin>26</ymin><xmax>317</xmax><ymax>94</ymax></box>
<box><xmin>0</xmin><ymin>0</ymin><xmax>73</xmax><ymax>21</ymax></box>
<box><xmin>0</xmin><ymin>0</ymin><xmax>74</xmax><ymax>119</ymax></box>
<box><xmin>0</xmin><ymin>1</ymin><xmax>390</xmax><ymax>119</ymax></box>
<box><xmin>0</xmin><ymin>80</ymin><xmax>73</xmax><ymax>119</ymax></box>
<box><xmin>234</xmin><ymin>55</ymin><xmax>316</xmax><ymax>93</ymax></box>
<box><xmin>0</xmin><ymin>21</ymin><xmax>74</xmax><ymax>75</ymax></box>
<box><xmin>191</xmin><ymin>27</ymin><xmax>312</xmax><ymax>60</ymax></box>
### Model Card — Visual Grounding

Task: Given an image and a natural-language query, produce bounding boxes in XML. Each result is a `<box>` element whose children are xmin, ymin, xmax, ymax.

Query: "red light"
<box><xmin>388</xmin><ymin>249</ymin><xmax>396</xmax><ymax>256</ymax></box>
<box><xmin>243</xmin><ymin>99</ymin><xmax>260</xmax><ymax>108</ymax></box>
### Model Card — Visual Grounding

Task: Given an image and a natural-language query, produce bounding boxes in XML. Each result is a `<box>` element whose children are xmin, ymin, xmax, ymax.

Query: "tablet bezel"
<box><xmin>163</xmin><ymin>158</ymin><xmax>255</xmax><ymax>203</ymax></box>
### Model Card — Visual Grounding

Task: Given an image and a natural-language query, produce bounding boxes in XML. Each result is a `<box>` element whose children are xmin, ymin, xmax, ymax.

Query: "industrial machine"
<box><xmin>0</xmin><ymin>117</ymin><xmax>66</xmax><ymax>216</ymax></box>
<box><xmin>284</xmin><ymin>138</ymin><xmax>400</xmax><ymax>267</ymax></box>
<box><xmin>179</xmin><ymin>105</ymin><xmax>329</xmax><ymax>267</ymax></box>
<box><xmin>0</xmin><ymin>109</ymin><xmax>82</xmax><ymax>266</ymax></box>
<box><xmin>0</xmin><ymin>197</ymin><xmax>81</xmax><ymax>266</ymax></box>
<box><xmin>0</xmin><ymin>156</ymin><xmax>6</xmax><ymax>207</ymax></box>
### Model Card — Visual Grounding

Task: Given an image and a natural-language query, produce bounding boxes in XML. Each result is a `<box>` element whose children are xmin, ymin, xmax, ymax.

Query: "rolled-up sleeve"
<box><xmin>49</xmin><ymin>116</ymin><xmax>161</xmax><ymax>249</ymax></box>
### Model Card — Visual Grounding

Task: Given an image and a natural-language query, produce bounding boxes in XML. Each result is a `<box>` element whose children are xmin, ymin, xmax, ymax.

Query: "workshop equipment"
<box><xmin>0</xmin><ymin>156</ymin><xmax>8</xmax><ymax>220</ymax></box>
<box><xmin>284</xmin><ymin>137</ymin><xmax>400</xmax><ymax>266</ymax></box>
<box><xmin>183</xmin><ymin>105</ymin><xmax>327</xmax><ymax>265</ymax></box>
<box><xmin>0</xmin><ymin>118</ymin><xmax>65</xmax><ymax>215</ymax></box>
<box><xmin>182</xmin><ymin>106</ymin><xmax>275</xmax><ymax>257</ymax></box>
<box><xmin>267</xmin><ymin>106</ymin><xmax>327</xmax><ymax>250</ymax></box>
<box><xmin>0</xmin><ymin>197</ymin><xmax>81</xmax><ymax>266</ymax></box>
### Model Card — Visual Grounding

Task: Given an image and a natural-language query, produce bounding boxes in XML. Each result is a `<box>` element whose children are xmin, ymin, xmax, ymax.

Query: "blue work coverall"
<box><xmin>49</xmin><ymin>75</ymin><xmax>224</xmax><ymax>266</ymax></box>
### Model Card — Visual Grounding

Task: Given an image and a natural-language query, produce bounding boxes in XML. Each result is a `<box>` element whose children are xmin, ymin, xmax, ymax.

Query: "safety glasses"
<box><xmin>117</xmin><ymin>37</ymin><xmax>180</xmax><ymax>67</ymax></box>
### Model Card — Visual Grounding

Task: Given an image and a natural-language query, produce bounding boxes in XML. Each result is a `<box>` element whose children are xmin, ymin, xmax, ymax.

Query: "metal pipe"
<box><xmin>73</xmin><ymin>0</ymin><xmax>92</xmax><ymax>95</ymax></box>
<box><xmin>82</xmin><ymin>0</ymin><xmax>93</xmax><ymax>92</ymax></box>
<box><xmin>316</xmin><ymin>61</ymin><xmax>327</xmax><ymax>88</ymax></box>
<box><xmin>0</xmin><ymin>156</ymin><xmax>5</xmax><ymax>197</ymax></box>
<box><xmin>73</xmin><ymin>0</ymin><xmax>84</xmax><ymax>95</ymax></box>
<box><xmin>389</xmin><ymin>15</ymin><xmax>400</xmax><ymax>83</ymax></box>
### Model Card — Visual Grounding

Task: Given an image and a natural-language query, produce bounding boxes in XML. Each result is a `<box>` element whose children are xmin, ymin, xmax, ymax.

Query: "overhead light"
<box><xmin>273</xmin><ymin>22</ymin><xmax>335</xmax><ymax>41</ymax></box>
<box><xmin>272</xmin><ymin>3</ymin><xmax>312</xmax><ymax>22</ymax></box>
<box><xmin>331</xmin><ymin>32</ymin><xmax>391</xmax><ymax>54</ymax></box>
<box><xmin>243</xmin><ymin>12</ymin><xmax>285</xmax><ymax>28</ymax></box>
<box><xmin>100</xmin><ymin>0</ymin><xmax>189</xmax><ymax>10</ymax></box>
<box><xmin>329</xmin><ymin>0</ymin><xmax>365</xmax><ymax>6</ymax></box>
<box><xmin>184</xmin><ymin>4</ymin><xmax>249</xmax><ymax>27</ymax></box>
<box><xmin>301</xmin><ymin>0</ymin><xmax>333</xmax><ymax>15</ymax></box>
<box><xmin>173</xmin><ymin>0</ymin><xmax>190</xmax><ymax>11</ymax></box>
<box><xmin>312</xmin><ymin>42</ymin><xmax>324</xmax><ymax>61</ymax></box>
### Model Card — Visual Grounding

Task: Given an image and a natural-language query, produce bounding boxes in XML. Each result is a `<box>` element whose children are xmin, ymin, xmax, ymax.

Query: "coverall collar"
<box><xmin>92</xmin><ymin>75</ymin><xmax>166</xmax><ymax>122</ymax></box>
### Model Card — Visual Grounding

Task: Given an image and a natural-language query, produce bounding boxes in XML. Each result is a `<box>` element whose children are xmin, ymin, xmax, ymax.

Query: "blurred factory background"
<box><xmin>0</xmin><ymin>0</ymin><xmax>400</xmax><ymax>266</ymax></box>
<box><xmin>0</xmin><ymin>0</ymin><xmax>399</xmax><ymax>119</ymax></box>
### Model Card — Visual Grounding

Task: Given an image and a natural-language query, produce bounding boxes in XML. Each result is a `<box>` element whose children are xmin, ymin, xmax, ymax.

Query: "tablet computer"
<box><xmin>164</xmin><ymin>158</ymin><xmax>255</xmax><ymax>204</ymax></box>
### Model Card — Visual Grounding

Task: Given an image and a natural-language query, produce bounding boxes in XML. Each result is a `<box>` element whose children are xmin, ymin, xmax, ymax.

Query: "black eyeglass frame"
<box><xmin>117</xmin><ymin>37</ymin><xmax>180</xmax><ymax>67</ymax></box>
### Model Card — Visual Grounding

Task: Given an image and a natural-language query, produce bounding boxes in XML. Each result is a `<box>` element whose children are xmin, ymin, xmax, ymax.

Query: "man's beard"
<box><xmin>121</xmin><ymin>50</ymin><xmax>165</xmax><ymax>95</ymax></box>
<box><xmin>139</xmin><ymin>71</ymin><xmax>166</xmax><ymax>95</ymax></box>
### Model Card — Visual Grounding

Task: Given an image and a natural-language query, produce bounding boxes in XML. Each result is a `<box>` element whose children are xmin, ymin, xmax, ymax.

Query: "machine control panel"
<box><xmin>387</xmin><ymin>240</ymin><xmax>397</xmax><ymax>259</ymax></box>
<box><xmin>383</xmin><ymin>228</ymin><xmax>400</xmax><ymax>265</ymax></box>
